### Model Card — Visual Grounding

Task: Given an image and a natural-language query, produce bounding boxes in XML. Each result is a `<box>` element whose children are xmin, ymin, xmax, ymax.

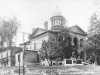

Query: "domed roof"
<box><xmin>52</xmin><ymin>7</ymin><xmax>63</xmax><ymax>17</ymax></box>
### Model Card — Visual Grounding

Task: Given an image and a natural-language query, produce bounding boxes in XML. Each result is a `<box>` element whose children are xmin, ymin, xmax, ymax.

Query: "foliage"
<box><xmin>57</xmin><ymin>30</ymin><xmax>73</xmax><ymax>58</ymax></box>
<box><xmin>39</xmin><ymin>29</ymin><xmax>76</xmax><ymax>65</ymax></box>
<box><xmin>39</xmin><ymin>38</ymin><xmax>60</xmax><ymax>66</ymax></box>
<box><xmin>0</xmin><ymin>17</ymin><xmax>20</xmax><ymax>47</ymax></box>
<box><xmin>85</xmin><ymin>12</ymin><xmax>100</xmax><ymax>65</ymax></box>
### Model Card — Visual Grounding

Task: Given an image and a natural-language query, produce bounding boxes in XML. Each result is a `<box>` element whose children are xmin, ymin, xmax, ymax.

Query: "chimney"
<box><xmin>44</xmin><ymin>21</ymin><xmax>48</xmax><ymax>30</ymax></box>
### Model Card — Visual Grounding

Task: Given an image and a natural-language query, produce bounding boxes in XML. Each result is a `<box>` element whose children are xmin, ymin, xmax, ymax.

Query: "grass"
<box><xmin>0</xmin><ymin>65</ymin><xmax>100</xmax><ymax>75</ymax></box>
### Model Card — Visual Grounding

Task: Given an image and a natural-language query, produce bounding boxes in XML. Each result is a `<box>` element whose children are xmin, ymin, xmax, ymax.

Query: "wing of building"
<box><xmin>0</xmin><ymin>47</ymin><xmax>21</xmax><ymax>67</ymax></box>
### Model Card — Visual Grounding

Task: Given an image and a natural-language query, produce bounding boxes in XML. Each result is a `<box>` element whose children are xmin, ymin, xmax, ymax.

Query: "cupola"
<box><xmin>50</xmin><ymin>7</ymin><xmax>65</xmax><ymax>31</ymax></box>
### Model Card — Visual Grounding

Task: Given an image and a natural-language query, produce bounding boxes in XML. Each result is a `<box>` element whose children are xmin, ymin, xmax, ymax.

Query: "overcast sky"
<box><xmin>0</xmin><ymin>0</ymin><xmax>99</xmax><ymax>46</ymax></box>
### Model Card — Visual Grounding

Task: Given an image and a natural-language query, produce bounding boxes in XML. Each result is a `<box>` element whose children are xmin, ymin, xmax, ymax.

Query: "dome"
<box><xmin>52</xmin><ymin>7</ymin><xmax>63</xmax><ymax>17</ymax></box>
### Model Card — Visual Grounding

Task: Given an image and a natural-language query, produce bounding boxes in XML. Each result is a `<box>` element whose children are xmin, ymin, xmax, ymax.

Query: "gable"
<box><xmin>30</xmin><ymin>28</ymin><xmax>47</xmax><ymax>38</ymax></box>
<box><xmin>69</xmin><ymin>25</ymin><xmax>86</xmax><ymax>35</ymax></box>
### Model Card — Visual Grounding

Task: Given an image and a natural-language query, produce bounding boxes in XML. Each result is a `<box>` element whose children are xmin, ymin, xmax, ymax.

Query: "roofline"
<box><xmin>0</xmin><ymin>47</ymin><xmax>21</xmax><ymax>53</ymax></box>
<box><xmin>15</xmin><ymin>50</ymin><xmax>37</xmax><ymax>53</ymax></box>
<box><xmin>19</xmin><ymin>41</ymin><xmax>30</xmax><ymax>45</ymax></box>
<box><xmin>20</xmin><ymin>25</ymin><xmax>86</xmax><ymax>46</ymax></box>
<box><xmin>69</xmin><ymin>25</ymin><xmax>87</xmax><ymax>36</ymax></box>
<box><xmin>29</xmin><ymin>28</ymin><xmax>48</xmax><ymax>39</ymax></box>
<box><xmin>69</xmin><ymin>30</ymin><xmax>87</xmax><ymax>36</ymax></box>
<box><xmin>25</xmin><ymin>27</ymin><xmax>86</xmax><ymax>42</ymax></box>
<box><xmin>50</xmin><ymin>16</ymin><xmax>65</xmax><ymax>20</ymax></box>
<box><xmin>30</xmin><ymin>30</ymin><xmax>57</xmax><ymax>40</ymax></box>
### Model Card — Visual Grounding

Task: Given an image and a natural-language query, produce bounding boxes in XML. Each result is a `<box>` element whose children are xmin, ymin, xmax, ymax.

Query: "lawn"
<box><xmin>1</xmin><ymin>65</ymin><xmax>100</xmax><ymax>75</ymax></box>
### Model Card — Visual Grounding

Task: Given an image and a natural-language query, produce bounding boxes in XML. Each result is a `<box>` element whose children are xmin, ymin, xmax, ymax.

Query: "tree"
<box><xmin>0</xmin><ymin>17</ymin><xmax>20</xmax><ymax>47</ymax></box>
<box><xmin>39</xmin><ymin>39</ymin><xmax>60</xmax><ymax>66</ymax></box>
<box><xmin>85</xmin><ymin>12</ymin><xmax>100</xmax><ymax>65</ymax></box>
<box><xmin>39</xmin><ymin>29</ymin><xmax>75</xmax><ymax>65</ymax></box>
<box><xmin>57</xmin><ymin>30</ymin><xmax>73</xmax><ymax>59</ymax></box>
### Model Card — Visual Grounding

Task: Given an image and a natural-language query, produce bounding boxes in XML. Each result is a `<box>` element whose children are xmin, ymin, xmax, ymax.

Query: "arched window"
<box><xmin>80</xmin><ymin>39</ymin><xmax>83</xmax><ymax>47</ymax></box>
<box><xmin>59</xmin><ymin>36</ymin><xmax>63</xmax><ymax>41</ymax></box>
<box><xmin>73</xmin><ymin>37</ymin><xmax>78</xmax><ymax>47</ymax></box>
<box><xmin>68</xmin><ymin>36</ymin><xmax>72</xmax><ymax>46</ymax></box>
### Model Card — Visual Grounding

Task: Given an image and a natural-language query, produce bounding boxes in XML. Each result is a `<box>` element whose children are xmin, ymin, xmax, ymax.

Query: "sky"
<box><xmin>0</xmin><ymin>0</ymin><xmax>99</xmax><ymax>46</ymax></box>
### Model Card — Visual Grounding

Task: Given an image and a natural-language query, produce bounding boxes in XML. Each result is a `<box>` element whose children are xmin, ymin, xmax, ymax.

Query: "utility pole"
<box><xmin>21</xmin><ymin>32</ymin><xmax>31</xmax><ymax>75</ymax></box>
<box><xmin>22</xmin><ymin>32</ymin><xmax>25</xmax><ymax>75</ymax></box>
<box><xmin>19</xmin><ymin>51</ymin><xmax>20</xmax><ymax>75</ymax></box>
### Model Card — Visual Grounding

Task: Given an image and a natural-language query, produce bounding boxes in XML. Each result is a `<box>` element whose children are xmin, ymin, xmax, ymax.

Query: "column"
<box><xmin>52</xmin><ymin>20</ymin><xmax>53</xmax><ymax>27</ymax></box>
<box><xmin>78</xmin><ymin>52</ymin><xmax>80</xmax><ymax>59</ymax></box>
<box><xmin>71</xmin><ymin>37</ymin><xmax>74</xmax><ymax>46</ymax></box>
<box><xmin>53</xmin><ymin>20</ymin><xmax>55</xmax><ymax>26</ymax></box>
<box><xmin>84</xmin><ymin>52</ymin><xmax>87</xmax><ymax>62</ymax></box>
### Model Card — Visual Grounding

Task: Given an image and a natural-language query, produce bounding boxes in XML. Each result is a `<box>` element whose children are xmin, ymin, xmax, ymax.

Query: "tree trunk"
<box><xmin>47</xmin><ymin>58</ymin><xmax>51</xmax><ymax>66</ymax></box>
<box><xmin>95</xmin><ymin>52</ymin><xmax>97</xmax><ymax>65</ymax></box>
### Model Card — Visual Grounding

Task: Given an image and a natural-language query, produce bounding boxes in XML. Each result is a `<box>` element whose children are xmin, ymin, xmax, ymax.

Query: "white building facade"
<box><xmin>0</xmin><ymin>47</ymin><xmax>21</xmax><ymax>67</ymax></box>
<box><xmin>0</xmin><ymin>49</ymin><xmax>11</xmax><ymax>67</ymax></box>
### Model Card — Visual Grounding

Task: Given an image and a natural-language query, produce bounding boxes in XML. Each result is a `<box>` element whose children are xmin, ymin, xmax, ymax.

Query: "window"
<box><xmin>18</xmin><ymin>54</ymin><xmax>20</xmax><ymax>62</ymax></box>
<box><xmin>1</xmin><ymin>54</ymin><xmax>2</xmax><ymax>59</ymax></box>
<box><xmin>34</xmin><ymin>43</ymin><xmax>36</xmax><ymax>50</ymax></box>
<box><xmin>6</xmin><ymin>52</ymin><xmax>8</xmax><ymax>57</ymax></box>
<box><xmin>80</xmin><ymin>39</ymin><xmax>84</xmax><ymax>47</ymax></box>
<box><xmin>59</xmin><ymin>20</ymin><xmax>61</xmax><ymax>25</ymax></box>
<box><xmin>55</xmin><ymin>20</ymin><xmax>57</xmax><ymax>25</ymax></box>
<box><xmin>56</xmin><ymin>20</ymin><xmax>58</xmax><ymax>25</ymax></box>
<box><xmin>59</xmin><ymin>63</ymin><xmax>62</xmax><ymax>65</ymax></box>
<box><xmin>57</xmin><ymin>20</ymin><xmax>59</xmax><ymax>25</ymax></box>
<box><xmin>53</xmin><ymin>63</ymin><xmax>55</xmax><ymax>65</ymax></box>
<box><xmin>53</xmin><ymin>20</ymin><xmax>55</xmax><ymax>26</ymax></box>
<box><xmin>73</xmin><ymin>37</ymin><xmax>78</xmax><ymax>47</ymax></box>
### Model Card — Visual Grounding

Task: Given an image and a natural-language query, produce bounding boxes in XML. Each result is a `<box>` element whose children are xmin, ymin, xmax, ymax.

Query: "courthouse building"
<box><xmin>16</xmin><ymin>8</ymin><xmax>87</xmax><ymax>66</ymax></box>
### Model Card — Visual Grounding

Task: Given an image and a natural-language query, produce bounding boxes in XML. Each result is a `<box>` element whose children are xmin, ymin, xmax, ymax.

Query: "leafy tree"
<box><xmin>39</xmin><ymin>39</ymin><xmax>60</xmax><ymax>66</ymax></box>
<box><xmin>57</xmin><ymin>30</ymin><xmax>73</xmax><ymax>59</ymax></box>
<box><xmin>39</xmin><ymin>29</ymin><xmax>76</xmax><ymax>65</ymax></box>
<box><xmin>0</xmin><ymin>17</ymin><xmax>20</xmax><ymax>47</ymax></box>
<box><xmin>85</xmin><ymin>12</ymin><xmax>100</xmax><ymax>65</ymax></box>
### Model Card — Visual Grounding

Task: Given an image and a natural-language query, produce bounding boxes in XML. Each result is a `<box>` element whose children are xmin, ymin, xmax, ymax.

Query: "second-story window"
<box><xmin>34</xmin><ymin>43</ymin><xmax>36</xmax><ymax>50</ymax></box>
<box><xmin>80</xmin><ymin>39</ymin><xmax>84</xmax><ymax>48</ymax></box>
<box><xmin>6</xmin><ymin>52</ymin><xmax>8</xmax><ymax>57</ymax></box>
